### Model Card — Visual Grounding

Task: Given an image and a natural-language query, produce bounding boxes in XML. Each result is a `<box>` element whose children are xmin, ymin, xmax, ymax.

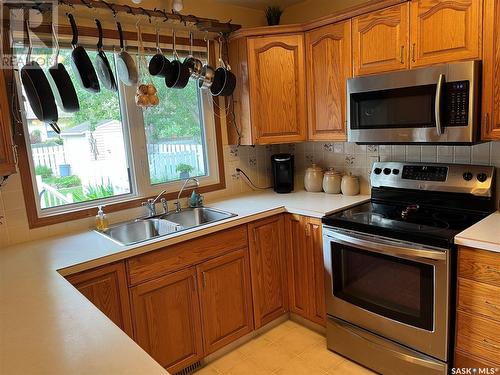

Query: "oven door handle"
<box><xmin>435</xmin><ymin>73</ymin><xmax>445</xmax><ymax>136</ymax></box>
<box><xmin>328</xmin><ymin>231</ymin><xmax>447</xmax><ymax>262</ymax></box>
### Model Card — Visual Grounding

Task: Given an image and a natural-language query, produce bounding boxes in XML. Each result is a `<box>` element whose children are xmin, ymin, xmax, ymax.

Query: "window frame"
<box><xmin>12</xmin><ymin>37</ymin><xmax>225</xmax><ymax>229</ymax></box>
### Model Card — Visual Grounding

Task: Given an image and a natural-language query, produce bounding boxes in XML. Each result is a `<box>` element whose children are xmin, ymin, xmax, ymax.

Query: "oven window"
<box><xmin>332</xmin><ymin>244</ymin><xmax>434</xmax><ymax>331</ymax></box>
<box><xmin>350</xmin><ymin>85</ymin><xmax>436</xmax><ymax>129</ymax></box>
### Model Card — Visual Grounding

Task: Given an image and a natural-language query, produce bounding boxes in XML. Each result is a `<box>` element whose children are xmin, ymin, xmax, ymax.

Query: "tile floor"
<box><xmin>195</xmin><ymin>320</ymin><xmax>376</xmax><ymax>375</ymax></box>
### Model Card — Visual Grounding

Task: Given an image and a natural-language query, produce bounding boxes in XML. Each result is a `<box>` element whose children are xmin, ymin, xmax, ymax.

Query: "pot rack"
<box><xmin>4</xmin><ymin>0</ymin><xmax>241</xmax><ymax>34</ymax></box>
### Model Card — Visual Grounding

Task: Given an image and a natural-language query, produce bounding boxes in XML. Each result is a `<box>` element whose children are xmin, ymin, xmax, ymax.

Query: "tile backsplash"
<box><xmin>0</xmin><ymin>141</ymin><xmax>499</xmax><ymax>248</ymax></box>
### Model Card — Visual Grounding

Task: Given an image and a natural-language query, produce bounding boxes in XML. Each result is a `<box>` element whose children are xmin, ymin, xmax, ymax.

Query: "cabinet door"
<box><xmin>482</xmin><ymin>0</ymin><xmax>500</xmax><ymax>140</ymax></box>
<box><xmin>306</xmin><ymin>20</ymin><xmax>351</xmax><ymax>141</ymax></box>
<box><xmin>352</xmin><ymin>3</ymin><xmax>409</xmax><ymax>76</ymax></box>
<box><xmin>0</xmin><ymin>69</ymin><xmax>16</xmax><ymax>176</ymax></box>
<box><xmin>247</xmin><ymin>34</ymin><xmax>307</xmax><ymax>144</ymax></box>
<box><xmin>197</xmin><ymin>249</ymin><xmax>253</xmax><ymax>354</ymax></box>
<box><xmin>130</xmin><ymin>268</ymin><xmax>203</xmax><ymax>374</ymax></box>
<box><xmin>409</xmin><ymin>0</ymin><xmax>482</xmax><ymax>68</ymax></box>
<box><xmin>66</xmin><ymin>262</ymin><xmax>133</xmax><ymax>337</ymax></box>
<box><xmin>285</xmin><ymin>215</ymin><xmax>326</xmax><ymax>326</ymax></box>
<box><xmin>285</xmin><ymin>214</ymin><xmax>310</xmax><ymax>318</ymax></box>
<box><xmin>248</xmin><ymin>215</ymin><xmax>288</xmax><ymax>328</ymax></box>
<box><xmin>307</xmin><ymin>218</ymin><xmax>326</xmax><ymax>326</ymax></box>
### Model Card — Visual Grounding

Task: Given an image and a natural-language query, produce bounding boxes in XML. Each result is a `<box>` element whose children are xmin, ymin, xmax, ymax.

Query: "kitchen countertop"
<box><xmin>454</xmin><ymin>211</ymin><xmax>500</xmax><ymax>253</ymax></box>
<box><xmin>0</xmin><ymin>190</ymin><xmax>369</xmax><ymax>375</ymax></box>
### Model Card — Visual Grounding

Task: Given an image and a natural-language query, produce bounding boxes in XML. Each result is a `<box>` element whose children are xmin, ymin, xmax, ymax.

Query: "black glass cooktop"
<box><xmin>322</xmin><ymin>201</ymin><xmax>490</xmax><ymax>249</ymax></box>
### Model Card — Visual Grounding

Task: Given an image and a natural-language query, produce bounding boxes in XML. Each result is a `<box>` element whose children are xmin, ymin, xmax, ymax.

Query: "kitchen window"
<box><xmin>14</xmin><ymin>42</ymin><xmax>223</xmax><ymax>227</ymax></box>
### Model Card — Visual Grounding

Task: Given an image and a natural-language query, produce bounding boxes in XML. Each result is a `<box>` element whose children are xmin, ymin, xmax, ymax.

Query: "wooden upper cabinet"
<box><xmin>247</xmin><ymin>34</ymin><xmax>307</xmax><ymax>144</ymax></box>
<box><xmin>197</xmin><ymin>249</ymin><xmax>253</xmax><ymax>355</ymax></box>
<box><xmin>130</xmin><ymin>267</ymin><xmax>203</xmax><ymax>374</ymax></box>
<box><xmin>0</xmin><ymin>69</ymin><xmax>16</xmax><ymax>177</ymax></box>
<box><xmin>306</xmin><ymin>20</ymin><xmax>352</xmax><ymax>141</ymax></box>
<box><xmin>409</xmin><ymin>0</ymin><xmax>482</xmax><ymax>68</ymax></box>
<box><xmin>482</xmin><ymin>0</ymin><xmax>500</xmax><ymax>140</ymax></box>
<box><xmin>66</xmin><ymin>262</ymin><xmax>133</xmax><ymax>337</ymax></box>
<box><xmin>248</xmin><ymin>215</ymin><xmax>288</xmax><ymax>328</ymax></box>
<box><xmin>353</xmin><ymin>3</ymin><xmax>409</xmax><ymax>76</ymax></box>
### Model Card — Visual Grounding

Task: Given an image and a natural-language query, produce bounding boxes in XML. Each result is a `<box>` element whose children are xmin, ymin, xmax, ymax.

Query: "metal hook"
<box><xmin>161</xmin><ymin>9</ymin><xmax>169</xmax><ymax>22</ymax></box>
<box><xmin>101</xmin><ymin>0</ymin><xmax>116</xmax><ymax>18</ymax></box>
<box><xmin>139</xmin><ymin>7</ymin><xmax>151</xmax><ymax>23</ymax></box>
<box><xmin>80</xmin><ymin>0</ymin><xmax>92</xmax><ymax>9</ymax></box>
<box><xmin>124</xmin><ymin>4</ymin><xmax>134</xmax><ymax>15</ymax></box>
<box><xmin>51</xmin><ymin>23</ymin><xmax>60</xmax><ymax>66</ymax></box>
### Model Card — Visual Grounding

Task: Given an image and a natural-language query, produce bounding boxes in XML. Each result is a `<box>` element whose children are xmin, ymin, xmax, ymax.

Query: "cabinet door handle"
<box><xmin>400</xmin><ymin>45</ymin><xmax>404</xmax><ymax>64</ymax></box>
<box><xmin>485</xmin><ymin>113</ymin><xmax>491</xmax><ymax>134</ymax></box>
<box><xmin>202</xmin><ymin>272</ymin><xmax>207</xmax><ymax>288</ymax></box>
<box><xmin>411</xmin><ymin>43</ymin><xmax>416</xmax><ymax>63</ymax></box>
<box><xmin>305</xmin><ymin>224</ymin><xmax>311</xmax><ymax>237</ymax></box>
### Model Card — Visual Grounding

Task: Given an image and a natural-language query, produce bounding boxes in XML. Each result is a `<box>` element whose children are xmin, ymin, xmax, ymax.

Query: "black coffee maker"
<box><xmin>271</xmin><ymin>154</ymin><xmax>294</xmax><ymax>193</ymax></box>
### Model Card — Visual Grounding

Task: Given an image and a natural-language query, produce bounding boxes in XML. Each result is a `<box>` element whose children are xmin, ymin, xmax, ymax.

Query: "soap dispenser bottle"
<box><xmin>95</xmin><ymin>205</ymin><xmax>108</xmax><ymax>231</ymax></box>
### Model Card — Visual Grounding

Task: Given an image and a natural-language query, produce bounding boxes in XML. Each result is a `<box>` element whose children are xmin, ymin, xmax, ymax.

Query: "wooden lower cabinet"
<box><xmin>0</xmin><ymin>69</ymin><xmax>16</xmax><ymax>177</ymax></box>
<box><xmin>197</xmin><ymin>248</ymin><xmax>254</xmax><ymax>354</ymax></box>
<box><xmin>130</xmin><ymin>267</ymin><xmax>204</xmax><ymax>374</ymax></box>
<box><xmin>285</xmin><ymin>215</ymin><xmax>326</xmax><ymax>326</ymax></box>
<box><xmin>455</xmin><ymin>247</ymin><xmax>500</xmax><ymax>367</ymax></box>
<box><xmin>66</xmin><ymin>261</ymin><xmax>133</xmax><ymax>337</ymax></box>
<box><xmin>248</xmin><ymin>215</ymin><xmax>289</xmax><ymax>328</ymax></box>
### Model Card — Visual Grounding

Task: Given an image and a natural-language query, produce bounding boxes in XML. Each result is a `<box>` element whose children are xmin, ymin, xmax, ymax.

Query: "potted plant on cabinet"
<box><xmin>265</xmin><ymin>6</ymin><xmax>283</xmax><ymax>26</ymax></box>
<box><xmin>176</xmin><ymin>163</ymin><xmax>194</xmax><ymax>179</ymax></box>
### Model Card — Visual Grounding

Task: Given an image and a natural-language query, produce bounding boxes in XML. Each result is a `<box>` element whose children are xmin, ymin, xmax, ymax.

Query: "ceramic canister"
<box><xmin>304</xmin><ymin>164</ymin><xmax>324</xmax><ymax>192</ymax></box>
<box><xmin>341</xmin><ymin>172</ymin><xmax>360</xmax><ymax>196</ymax></box>
<box><xmin>322</xmin><ymin>169</ymin><xmax>342</xmax><ymax>194</ymax></box>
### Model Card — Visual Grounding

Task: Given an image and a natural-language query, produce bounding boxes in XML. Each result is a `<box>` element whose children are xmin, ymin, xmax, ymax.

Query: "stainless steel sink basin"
<box><xmin>99</xmin><ymin>218</ymin><xmax>182</xmax><ymax>245</ymax></box>
<box><xmin>96</xmin><ymin>207</ymin><xmax>236</xmax><ymax>245</ymax></box>
<box><xmin>159</xmin><ymin>207</ymin><xmax>237</xmax><ymax>229</ymax></box>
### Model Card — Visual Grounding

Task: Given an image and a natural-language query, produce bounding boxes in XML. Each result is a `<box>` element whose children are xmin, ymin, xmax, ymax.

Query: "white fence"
<box><xmin>31</xmin><ymin>142</ymin><xmax>204</xmax><ymax>183</ymax></box>
<box><xmin>31</xmin><ymin>145</ymin><xmax>66</xmax><ymax>176</ymax></box>
<box><xmin>147</xmin><ymin>143</ymin><xmax>205</xmax><ymax>182</ymax></box>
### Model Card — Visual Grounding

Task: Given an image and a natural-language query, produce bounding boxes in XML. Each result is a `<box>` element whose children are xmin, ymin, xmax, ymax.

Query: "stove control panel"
<box><xmin>402</xmin><ymin>166</ymin><xmax>448</xmax><ymax>181</ymax></box>
<box><xmin>371</xmin><ymin>162</ymin><xmax>495</xmax><ymax>197</ymax></box>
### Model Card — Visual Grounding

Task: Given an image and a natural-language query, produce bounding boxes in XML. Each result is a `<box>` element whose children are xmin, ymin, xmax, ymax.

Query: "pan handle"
<box><xmin>51</xmin><ymin>24</ymin><xmax>60</xmax><ymax>66</ymax></box>
<box><xmin>49</xmin><ymin>122</ymin><xmax>61</xmax><ymax>134</ymax></box>
<box><xmin>117</xmin><ymin>22</ymin><xmax>124</xmax><ymax>51</ymax></box>
<box><xmin>95</xmin><ymin>19</ymin><xmax>103</xmax><ymax>51</ymax></box>
<box><xmin>67</xmin><ymin>13</ymin><xmax>78</xmax><ymax>47</ymax></box>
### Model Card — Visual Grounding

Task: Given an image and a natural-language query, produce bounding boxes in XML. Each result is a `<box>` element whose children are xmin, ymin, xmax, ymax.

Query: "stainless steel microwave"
<box><xmin>347</xmin><ymin>60</ymin><xmax>481</xmax><ymax>144</ymax></box>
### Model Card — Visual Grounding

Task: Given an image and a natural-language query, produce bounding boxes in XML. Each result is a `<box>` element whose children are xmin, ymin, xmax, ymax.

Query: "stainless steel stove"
<box><xmin>322</xmin><ymin>162</ymin><xmax>496</xmax><ymax>375</ymax></box>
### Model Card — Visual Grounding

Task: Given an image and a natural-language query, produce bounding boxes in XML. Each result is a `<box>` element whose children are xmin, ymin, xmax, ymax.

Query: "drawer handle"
<box><xmin>399</xmin><ymin>45</ymin><xmax>404</xmax><ymax>64</ymax></box>
<box><xmin>483</xmin><ymin>338</ymin><xmax>500</xmax><ymax>350</ymax></box>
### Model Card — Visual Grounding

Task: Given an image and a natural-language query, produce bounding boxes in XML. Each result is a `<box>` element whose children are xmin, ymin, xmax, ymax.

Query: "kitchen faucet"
<box><xmin>141</xmin><ymin>190</ymin><xmax>168</xmax><ymax>218</ymax></box>
<box><xmin>175</xmin><ymin>178</ymin><xmax>199</xmax><ymax>212</ymax></box>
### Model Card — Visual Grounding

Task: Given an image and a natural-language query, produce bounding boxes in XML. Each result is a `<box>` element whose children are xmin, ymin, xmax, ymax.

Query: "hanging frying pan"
<box><xmin>95</xmin><ymin>19</ymin><xmax>117</xmax><ymax>91</ymax></box>
<box><xmin>68</xmin><ymin>13</ymin><xmax>100</xmax><ymax>93</ymax></box>
<box><xmin>21</xmin><ymin>21</ymin><xmax>60</xmax><ymax>133</ymax></box>
<box><xmin>116</xmin><ymin>21</ymin><xmax>138</xmax><ymax>86</ymax></box>
<box><xmin>48</xmin><ymin>24</ymin><xmax>80</xmax><ymax>112</ymax></box>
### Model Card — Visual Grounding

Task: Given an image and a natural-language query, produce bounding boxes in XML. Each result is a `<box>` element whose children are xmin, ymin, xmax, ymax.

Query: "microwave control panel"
<box><xmin>446</xmin><ymin>80</ymin><xmax>469</xmax><ymax>126</ymax></box>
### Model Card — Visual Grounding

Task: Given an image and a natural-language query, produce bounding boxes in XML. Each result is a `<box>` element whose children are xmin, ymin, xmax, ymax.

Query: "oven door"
<box><xmin>323</xmin><ymin>227</ymin><xmax>450</xmax><ymax>361</ymax></box>
<box><xmin>347</xmin><ymin>60</ymin><xmax>480</xmax><ymax>144</ymax></box>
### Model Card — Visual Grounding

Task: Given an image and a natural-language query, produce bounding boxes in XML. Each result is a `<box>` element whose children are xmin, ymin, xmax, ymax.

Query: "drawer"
<box><xmin>456</xmin><ymin>311</ymin><xmax>500</xmax><ymax>364</ymax></box>
<box><xmin>458</xmin><ymin>277</ymin><xmax>500</xmax><ymax>322</ymax></box>
<box><xmin>454</xmin><ymin>349</ymin><xmax>500</xmax><ymax>369</ymax></box>
<box><xmin>127</xmin><ymin>225</ymin><xmax>248</xmax><ymax>286</ymax></box>
<box><xmin>459</xmin><ymin>247</ymin><xmax>500</xmax><ymax>287</ymax></box>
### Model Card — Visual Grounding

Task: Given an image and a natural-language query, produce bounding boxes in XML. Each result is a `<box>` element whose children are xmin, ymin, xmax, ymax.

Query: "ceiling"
<box><xmin>214</xmin><ymin>0</ymin><xmax>305</xmax><ymax>10</ymax></box>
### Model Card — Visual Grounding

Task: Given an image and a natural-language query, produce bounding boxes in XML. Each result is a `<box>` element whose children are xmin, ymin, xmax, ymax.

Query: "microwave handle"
<box><xmin>435</xmin><ymin>74</ymin><xmax>445</xmax><ymax>136</ymax></box>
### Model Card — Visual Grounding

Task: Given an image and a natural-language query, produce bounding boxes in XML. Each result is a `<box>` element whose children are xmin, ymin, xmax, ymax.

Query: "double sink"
<box><xmin>98</xmin><ymin>207</ymin><xmax>237</xmax><ymax>245</ymax></box>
